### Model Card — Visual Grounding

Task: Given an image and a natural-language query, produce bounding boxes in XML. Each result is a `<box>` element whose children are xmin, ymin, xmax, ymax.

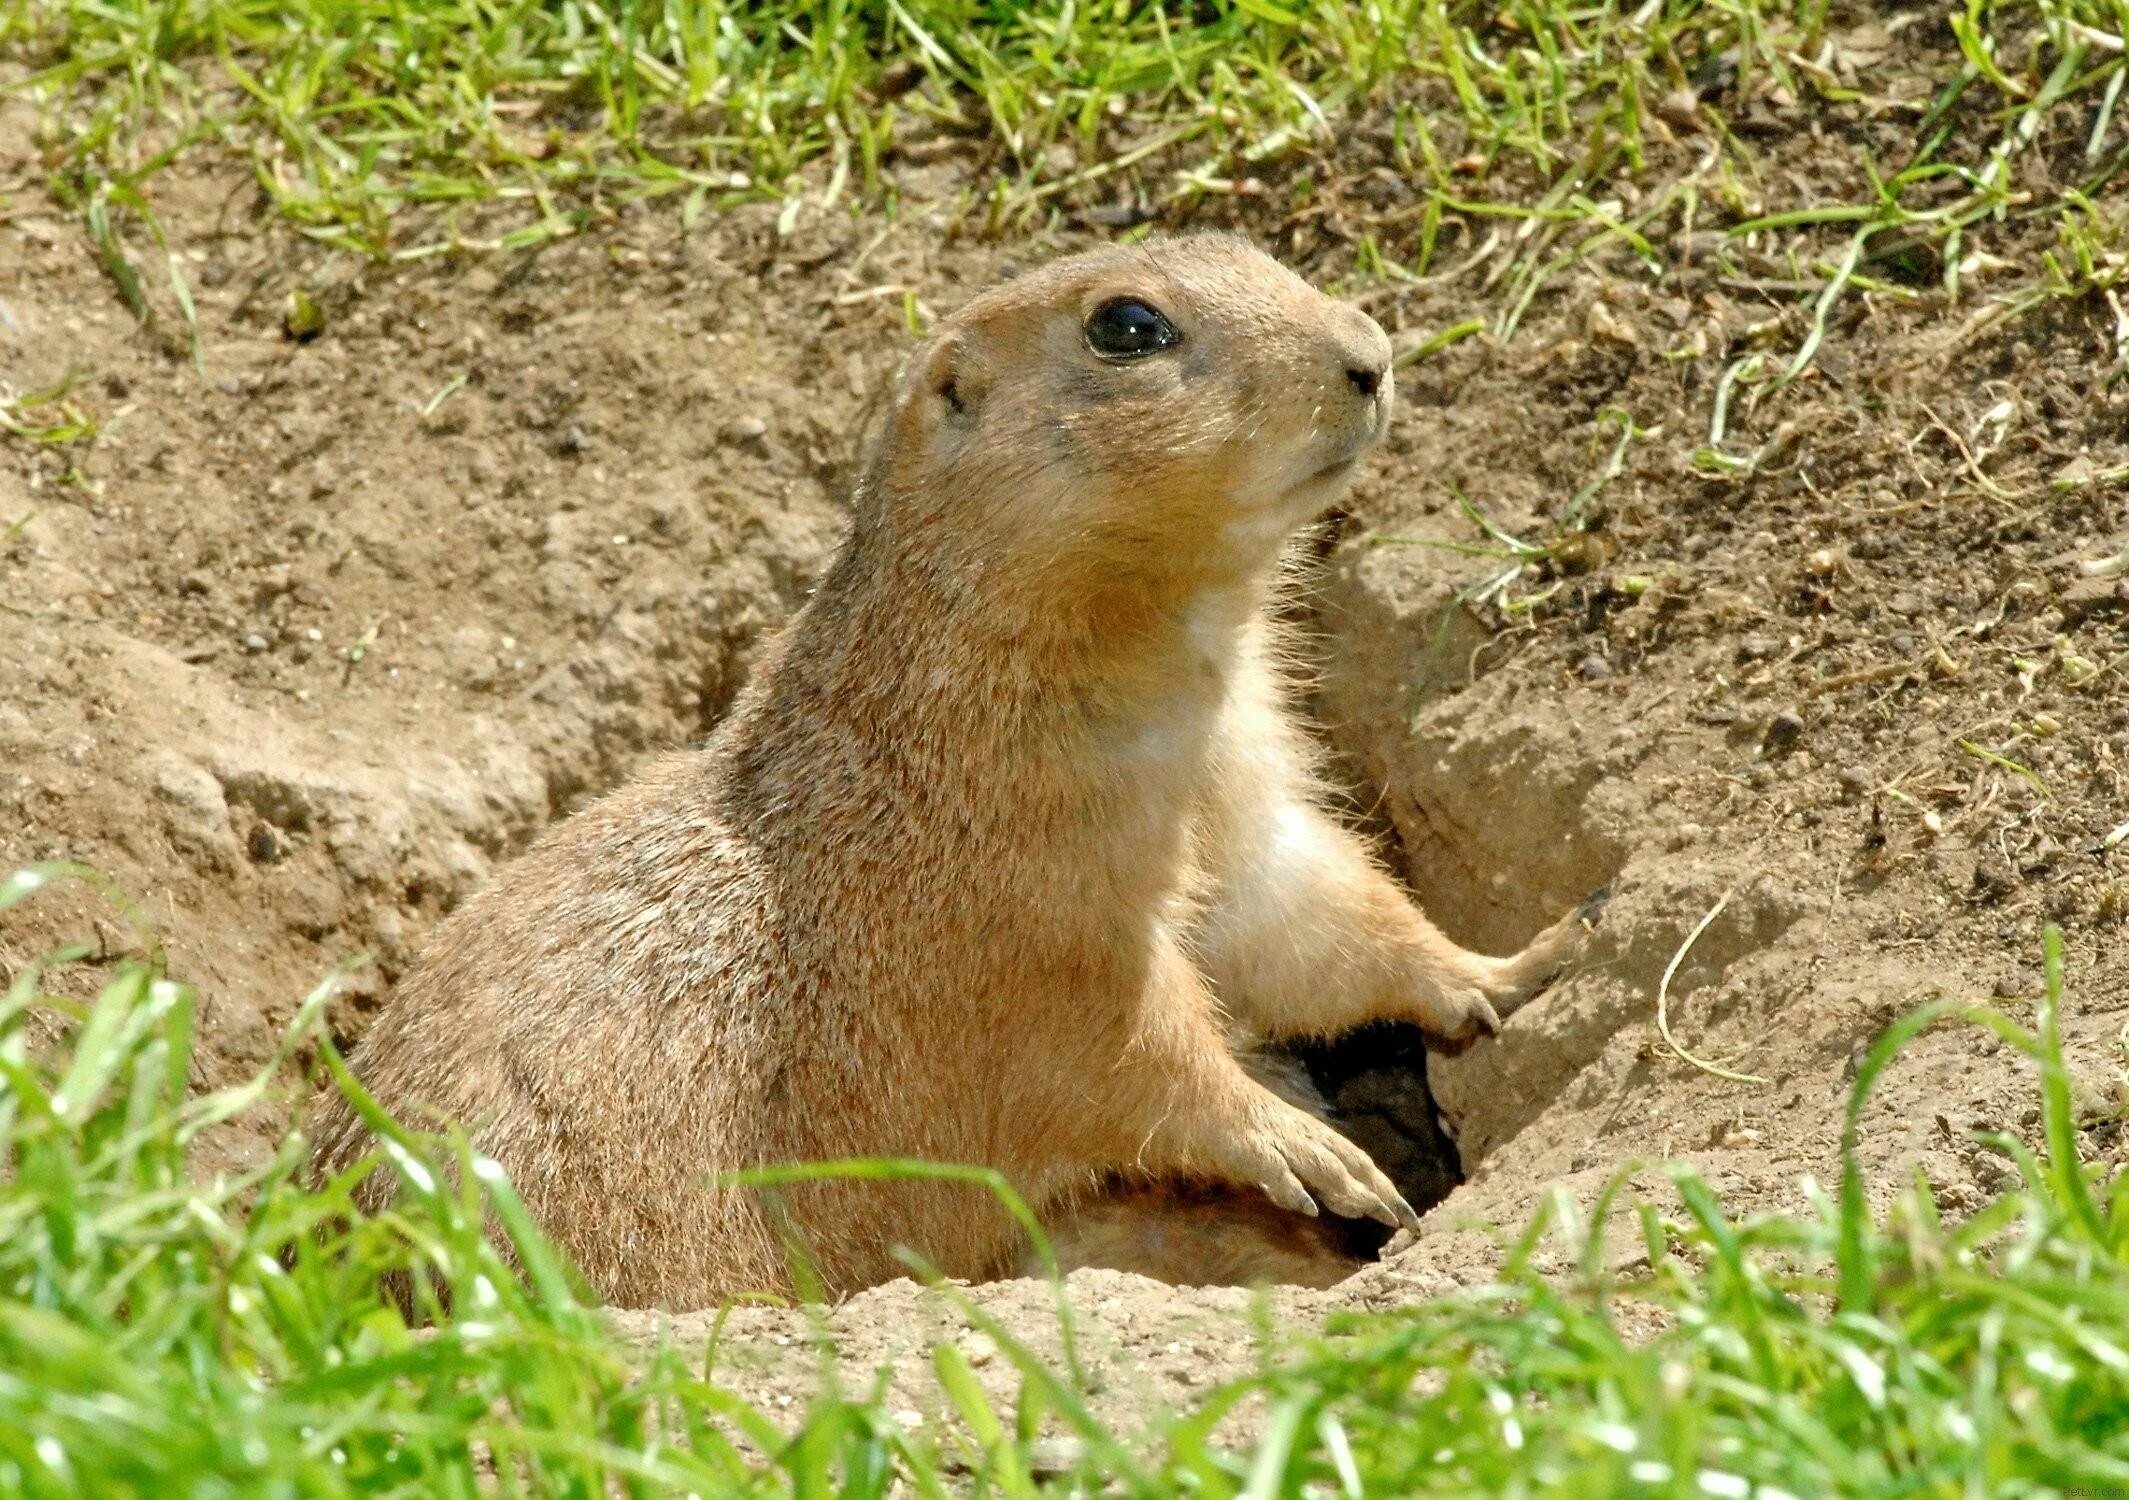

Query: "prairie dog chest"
<box><xmin>1085</xmin><ymin>592</ymin><xmax>1262</xmax><ymax>850</ymax></box>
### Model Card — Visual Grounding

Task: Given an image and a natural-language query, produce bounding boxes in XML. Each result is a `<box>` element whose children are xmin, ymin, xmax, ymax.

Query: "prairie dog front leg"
<box><xmin>1190</xmin><ymin>630</ymin><xmax>1594</xmax><ymax>1042</ymax></box>
<box><xmin>1101</xmin><ymin>939</ymin><xmax>1420</xmax><ymax>1231</ymax></box>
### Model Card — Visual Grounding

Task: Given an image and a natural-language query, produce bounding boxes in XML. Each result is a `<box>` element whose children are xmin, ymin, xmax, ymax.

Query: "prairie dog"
<box><xmin>311</xmin><ymin>235</ymin><xmax>1590</xmax><ymax>1305</ymax></box>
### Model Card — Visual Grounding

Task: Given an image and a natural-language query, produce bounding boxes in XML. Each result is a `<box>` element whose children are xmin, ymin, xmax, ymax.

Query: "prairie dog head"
<box><xmin>862</xmin><ymin>235</ymin><xmax>1392</xmax><ymax>590</ymax></box>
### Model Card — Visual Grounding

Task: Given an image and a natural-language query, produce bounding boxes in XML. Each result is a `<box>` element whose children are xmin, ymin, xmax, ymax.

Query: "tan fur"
<box><xmin>309</xmin><ymin>235</ymin><xmax>1590</xmax><ymax>1306</ymax></box>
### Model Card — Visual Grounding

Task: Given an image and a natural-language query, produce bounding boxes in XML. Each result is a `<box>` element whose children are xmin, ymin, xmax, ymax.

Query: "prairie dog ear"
<box><xmin>913</xmin><ymin>330</ymin><xmax>993</xmax><ymax>420</ymax></box>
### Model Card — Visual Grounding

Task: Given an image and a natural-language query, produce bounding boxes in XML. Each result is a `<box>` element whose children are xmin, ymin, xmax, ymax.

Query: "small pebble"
<box><xmin>1970</xmin><ymin>861</ymin><xmax>2016</xmax><ymax>904</ymax></box>
<box><xmin>1762</xmin><ymin>709</ymin><xmax>1804</xmax><ymax>756</ymax></box>
<box><xmin>1655</xmin><ymin>87</ymin><xmax>1702</xmax><ymax>132</ymax></box>
<box><xmin>1737</xmin><ymin>634</ymin><xmax>1781</xmax><ymax>662</ymax></box>
<box><xmin>1837</xmin><ymin>765</ymin><xmax>1871</xmax><ymax>799</ymax></box>
<box><xmin>242</xmin><ymin>632</ymin><xmax>270</xmax><ymax>654</ymax></box>
<box><xmin>721</xmin><ymin>415</ymin><xmax>771</xmax><ymax>453</ymax></box>
<box><xmin>1576</xmin><ymin>653</ymin><xmax>1613</xmax><ymax>681</ymax></box>
<box><xmin>248</xmin><ymin>824</ymin><xmax>284</xmax><ymax>864</ymax></box>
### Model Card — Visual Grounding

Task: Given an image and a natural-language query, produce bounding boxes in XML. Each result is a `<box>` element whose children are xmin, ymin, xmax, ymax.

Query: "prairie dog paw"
<box><xmin>1419</xmin><ymin>985</ymin><xmax>1505</xmax><ymax>1039</ymax></box>
<box><xmin>1475</xmin><ymin>895</ymin><xmax>1606</xmax><ymax>1021</ymax></box>
<box><xmin>1211</xmin><ymin>1096</ymin><xmax>1419</xmax><ymax>1232</ymax></box>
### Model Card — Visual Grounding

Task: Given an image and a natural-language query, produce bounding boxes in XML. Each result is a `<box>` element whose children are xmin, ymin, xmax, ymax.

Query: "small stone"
<box><xmin>1576</xmin><ymin>653</ymin><xmax>1614</xmax><ymax>681</ymax></box>
<box><xmin>559</xmin><ymin>424</ymin><xmax>589</xmax><ymax>456</ymax></box>
<box><xmin>247</xmin><ymin>823</ymin><xmax>285</xmax><ymax>864</ymax></box>
<box><xmin>1584</xmin><ymin>301</ymin><xmax>1639</xmax><ymax>348</ymax></box>
<box><xmin>1837</xmin><ymin>765</ymin><xmax>1871</xmax><ymax>799</ymax></box>
<box><xmin>1971</xmin><ymin>861</ymin><xmax>2016</xmax><ymax>904</ymax></box>
<box><xmin>1737</xmin><ymin>634</ymin><xmax>1782</xmax><ymax>662</ymax></box>
<box><xmin>1992</xmin><ymin>969</ymin><xmax>2036</xmax><ymax>999</ymax></box>
<box><xmin>242</xmin><ymin>632</ymin><xmax>270</xmax><ymax>654</ymax></box>
<box><xmin>1762</xmin><ymin>710</ymin><xmax>1805</xmax><ymax>756</ymax></box>
<box><xmin>720</xmin><ymin>415</ymin><xmax>772</xmax><ymax>454</ymax></box>
<box><xmin>2060</xmin><ymin>575</ymin><xmax>2127</xmax><ymax>623</ymax></box>
<box><xmin>1655</xmin><ymin>87</ymin><xmax>1702</xmax><ymax>132</ymax></box>
<box><xmin>149</xmin><ymin>752</ymin><xmax>232</xmax><ymax>832</ymax></box>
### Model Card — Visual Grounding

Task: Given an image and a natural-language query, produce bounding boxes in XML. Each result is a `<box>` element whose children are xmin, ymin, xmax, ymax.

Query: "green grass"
<box><xmin>1</xmin><ymin>0</ymin><xmax>2121</xmax><ymax>272</ymax></box>
<box><xmin>8</xmin><ymin>0</ymin><xmax>2127</xmax><ymax>510</ymax></box>
<box><xmin>4</xmin><ymin>0</ymin><xmax>1433</xmax><ymax>256</ymax></box>
<box><xmin>5</xmin><ymin>858</ymin><xmax>2128</xmax><ymax>1495</ymax></box>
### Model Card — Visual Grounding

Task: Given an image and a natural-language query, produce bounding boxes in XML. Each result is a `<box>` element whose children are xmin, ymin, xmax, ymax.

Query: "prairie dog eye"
<box><xmin>1084</xmin><ymin>298</ymin><xmax>1180</xmax><ymax>360</ymax></box>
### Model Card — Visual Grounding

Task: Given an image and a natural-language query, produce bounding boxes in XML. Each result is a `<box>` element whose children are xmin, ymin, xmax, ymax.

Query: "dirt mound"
<box><xmin>1309</xmin><ymin>252</ymin><xmax>2128</xmax><ymax>1299</ymax></box>
<box><xmin>2</xmin><ymin>83</ymin><xmax>885</xmax><ymax>1122</ymax></box>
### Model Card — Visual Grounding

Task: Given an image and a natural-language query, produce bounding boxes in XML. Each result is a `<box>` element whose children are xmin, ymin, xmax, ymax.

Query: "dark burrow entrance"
<box><xmin>1289</xmin><ymin>1022</ymin><xmax>1465</xmax><ymax>1258</ymax></box>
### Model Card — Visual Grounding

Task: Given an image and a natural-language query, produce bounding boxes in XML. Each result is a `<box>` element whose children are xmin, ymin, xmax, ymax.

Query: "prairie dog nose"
<box><xmin>1331</xmin><ymin>308</ymin><xmax>1393</xmax><ymax>402</ymax></box>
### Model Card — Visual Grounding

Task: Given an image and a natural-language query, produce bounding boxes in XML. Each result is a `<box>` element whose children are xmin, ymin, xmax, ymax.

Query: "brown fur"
<box><xmin>308</xmin><ymin>235</ymin><xmax>1590</xmax><ymax>1306</ymax></box>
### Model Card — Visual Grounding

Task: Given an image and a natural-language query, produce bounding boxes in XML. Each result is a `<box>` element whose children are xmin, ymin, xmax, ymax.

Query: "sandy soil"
<box><xmin>3</xmin><ymin>24</ymin><xmax>2125</xmax><ymax>1414</ymax></box>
